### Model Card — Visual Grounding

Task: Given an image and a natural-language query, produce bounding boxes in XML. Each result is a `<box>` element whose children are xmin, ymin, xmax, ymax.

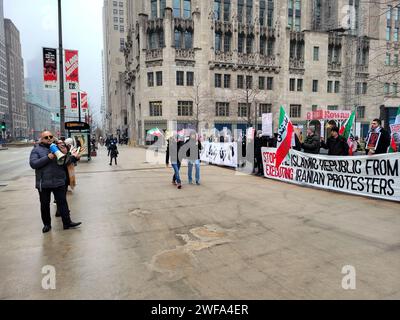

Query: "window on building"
<box><xmin>290</xmin><ymin>104</ymin><xmax>301</xmax><ymax>118</ymax></box>
<box><xmin>246</xmin><ymin>75</ymin><xmax>253</xmax><ymax>89</ymax></box>
<box><xmin>120</xmin><ymin>18</ymin><xmax>124</xmax><ymax>23</ymax></box>
<box><xmin>357</xmin><ymin>105</ymin><xmax>365</xmax><ymax>118</ymax></box>
<box><xmin>183</xmin><ymin>0</ymin><xmax>191</xmax><ymax>18</ymax></box>
<box><xmin>214</xmin><ymin>0</ymin><xmax>222</xmax><ymax>20</ymax></box>
<box><xmin>151</xmin><ymin>0</ymin><xmax>158</xmax><ymax>18</ymax></box>
<box><xmin>238</xmin><ymin>0</ymin><xmax>244</xmax><ymax>23</ymax></box>
<box><xmin>386</xmin><ymin>53</ymin><xmax>391</xmax><ymax>65</ymax></box>
<box><xmin>288</xmin><ymin>0</ymin><xmax>301</xmax><ymax>30</ymax></box>
<box><xmin>260</xmin><ymin>0</ymin><xmax>266</xmax><ymax>25</ymax></box>
<box><xmin>173</xmin><ymin>0</ymin><xmax>181</xmax><ymax>17</ymax></box>
<box><xmin>384</xmin><ymin>83</ymin><xmax>390</xmax><ymax>95</ymax></box>
<box><xmin>120</xmin><ymin>25</ymin><xmax>125</xmax><ymax>32</ymax></box>
<box><xmin>387</xmin><ymin>27</ymin><xmax>391</xmax><ymax>41</ymax></box>
<box><xmin>224</xmin><ymin>0</ymin><xmax>231</xmax><ymax>21</ymax></box>
<box><xmin>216</xmin><ymin>102</ymin><xmax>230</xmax><ymax>116</ymax></box>
<box><xmin>176</xmin><ymin>71</ymin><xmax>184</xmax><ymax>85</ymax></box>
<box><xmin>160</xmin><ymin>0</ymin><xmax>166</xmax><ymax>17</ymax></box>
<box><xmin>215</xmin><ymin>33</ymin><xmax>222</xmax><ymax>51</ymax></box>
<box><xmin>312</xmin><ymin>80</ymin><xmax>318</xmax><ymax>92</ymax></box>
<box><xmin>120</xmin><ymin>38</ymin><xmax>125</xmax><ymax>48</ymax></box>
<box><xmin>114</xmin><ymin>17</ymin><xmax>118</xmax><ymax>23</ymax></box>
<box><xmin>237</xmin><ymin>75</ymin><xmax>244</xmax><ymax>89</ymax></box>
<box><xmin>238</xmin><ymin>103</ymin><xmax>249</xmax><ymax>117</ymax></box>
<box><xmin>156</xmin><ymin>71</ymin><xmax>163</xmax><ymax>86</ymax></box>
<box><xmin>289</xmin><ymin>78</ymin><xmax>295</xmax><ymax>91</ymax></box>
<box><xmin>267</xmin><ymin>0</ymin><xmax>274</xmax><ymax>27</ymax></box>
<box><xmin>393</xmin><ymin>83</ymin><xmax>398</xmax><ymax>95</ymax></box>
<box><xmin>119</xmin><ymin>10</ymin><xmax>124</xmax><ymax>15</ymax></box>
<box><xmin>313</xmin><ymin>46</ymin><xmax>319</xmax><ymax>61</ymax></box>
<box><xmin>394</xmin><ymin>54</ymin><xmax>399</xmax><ymax>66</ymax></box>
<box><xmin>150</xmin><ymin>101</ymin><xmax>162</xmax><ymax>116</ymax></box>
<box><xmin>362</xmin><ymin>82</ymin><xmax>367</xmax><ymax>94</ymax></box>
<box><xmin>395</xmin><ymin>28</ymin><xmax>399</xmax><ymax>41</ymax></box>
<box><xmin>224</xmin><ymin>74</ymin><xmax>231</xmax><ymax>88</ymax></box>
<box><xmin>238</xmin><ymin>34</ymin><xmax>245</xmax><ymax>53</ymax></box>
<box><xmin>215</xmin><ymin>73</ymin><xmax>222</xmax><ymax>88</ymax></box>
<box><xmin>178</xmin><ymin>100</ymin><xmax>193</xmax><ymax>116</ymax></box>
<box><xmin>335</xmin><ymin>81</ymin><xmax>340</xmax><ymax>93</ymax></box>
<box><xmin>259</xmin><ymin>76</ymin><xmax>265</xmax><ymax>90</ymax></box>
<box><xmin>224</xmin><ymin>34</ymin><xmax>231</xmax><ymax>52</ymax></box>
<box><xmin>246</xmin><ymin>36</ymin><xmax>253</xmax><ymax>54</ymax></box>
<box><xmin>246</xmin><ymin>0</ymin><xmax>253</xmax><ymax>23</ymax></box>
<box><xmin>114</xmin><ymin>25</ymin><xmax>119</xmax><ymax>31</ymax></box>
<box><xmin>327</xmin><ymin>80</ymin><xmax>333</xmax><ymax>93</ymax></box>
<box><xmin>266</xmin><ymin>77</ymin><xmax>273</xmax><ymax>90</ymax></box>
<box><xmin>147</xmin><ymin>72</ymin><xmax>154</xmax><ymax>87</ymax></box>
<box><xmin>260</xmin><ymin>36</ymin><xmax>266</xmax><ymax>55</ymax></box>
<box><xmin>259</xmin><ymin>103</ymin><xmax>271</xmax><ymax>116</ymax></box>
<box><xmin>312</xmin><ymin>105</ymin><xmax>318</xmax><ymax>111</ymax></box>
<box><xmin>355</xmin><ymin>82</ymin><xmax>361</xmax><ymax>95</ymax></box>
<box><xmin>113</xmin><ymin>9</ymin><xmax>118</xmax><ymax>14</ymax></box>
<box><xmin>113</xmin><ymin>1</ymin><xmax>117</xmax><ymax>6</ymax></box>
<box><xmin>297</xmin><ymin>79</ymin><xmax>303</xmax><ymax>91</ymax></box>
<box><xmin>187</xmin><ymin>71</ymin><xmax>194</xmax><ymax>86</ymax></box>
<box><xmin>119</xmin><ymin>2</ymin><xmax>123</xmax><ymax>7</ymax></box>
<box><xmin>327</xmin><ymin>105</ymin><xmax>338</xmax><ymax>111</ymax></box>
<box><xmin>184</xmin><ymin>31</ymin><xmax>193</xmax><ymax>49</ymax></box>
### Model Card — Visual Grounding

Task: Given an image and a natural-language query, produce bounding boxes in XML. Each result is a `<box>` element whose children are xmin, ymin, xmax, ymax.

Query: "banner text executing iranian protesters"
<box><xmin>262</xmin><ymin>148</ymin><xmax>400</xmax><ymax>201</ymax></box>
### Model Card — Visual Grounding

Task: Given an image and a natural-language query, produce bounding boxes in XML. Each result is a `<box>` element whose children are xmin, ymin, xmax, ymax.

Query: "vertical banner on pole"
<box><xmin>70</xmin><ymin>92</ymin><xmax>78</xmax><ymax>113</ymax></box>
<box><xmin>65</xmin><ymin>50</ymin><xmax>79</xmax><ymax>91</ymax></box>
<box><xmin>80</xmin><ymin>92</ymin><xmax>88</xmax><ymax>114</ymax></box>
<box><xmin>43</xmin><ymin>48</ymin><xmax>58</xmax><ymax>90</ymax></box>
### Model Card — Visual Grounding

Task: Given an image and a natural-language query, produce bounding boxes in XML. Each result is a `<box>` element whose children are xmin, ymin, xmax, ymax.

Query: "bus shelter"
<box><xmin>65</xmin><ymin>121</ymin><xmax>91</xmax><ymax>161</ymax></box>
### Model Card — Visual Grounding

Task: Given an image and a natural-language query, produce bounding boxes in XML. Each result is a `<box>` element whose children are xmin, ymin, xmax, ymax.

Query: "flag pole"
<box><xmin>58</xmin><ymin>0</ymin><xmax>65</xmax><ymax>136</ymax></box>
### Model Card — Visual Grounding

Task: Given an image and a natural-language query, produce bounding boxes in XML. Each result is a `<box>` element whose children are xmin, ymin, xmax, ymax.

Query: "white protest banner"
<box><xmin>262</xmin><ymin>147</ymin><xmax>400</xmax><ymax>202</ymax></box>
<box><xmin>262</xmin><ymin>113</ymin><xmax>273</xmax><ymax>137</ymax></box>
<box><xmin>200</xmin><ymin>142</ymin><xmax>237</xmax><ymax>167</ymax></box>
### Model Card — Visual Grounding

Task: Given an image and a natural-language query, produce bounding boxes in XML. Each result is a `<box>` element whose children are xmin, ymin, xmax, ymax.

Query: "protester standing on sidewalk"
<box><xmin>166</xmin><ymin>133</ymin><xmax>184</xmax><ymax>189</ymax></box>
<box><xmin>185</xmin><ymin>132</ymin><xmax>202</xmax><ymax>185</ymax></box>
<box><xmin>320</xmin><ymin>126</ymin><xmax>349</xmax><ymax>156</ymax></box>
<box><xmin>29</xmin><ymin>131</ymin><xmax>82</xmax><ymax>233</ymax></box>
<box><xmin>366</xmin><ymin>118</ymin><xmax>391</xmax><ymax>155</ymax></box>
<box><xmin>109</xmin><ymin>142</ymin><xmax>118</xmax><ymax>165</ymax></box>
<box><xmin>301</xmin><ymin>127</ymin><xmax>320</xmax><ymax>154</ymax></box>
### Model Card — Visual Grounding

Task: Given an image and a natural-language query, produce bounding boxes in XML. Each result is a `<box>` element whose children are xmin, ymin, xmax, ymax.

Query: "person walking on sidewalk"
<box><xmin>166</xmin><ymin>133</ymin><xmax>184</xmax><ymax>189</ymax></box>
<box><xmin>185</xmin><ymin>132</ymin><xmax>202</xmax><ymax>185</ymax></box>
<box><xmin>109</xmin><ymin>142</ymin><xmax>118</xmax><ymax>165</ymax></box>
<box><xmin>29</xmin><ymin>131</ymin><xmax>82</xmax><ymax>233</ymax></box>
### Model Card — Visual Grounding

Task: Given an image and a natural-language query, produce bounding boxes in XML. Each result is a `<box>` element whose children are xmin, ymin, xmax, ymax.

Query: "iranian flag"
<box><xmin>339</xmin><ymin>110</ymin><xmax>356</xmax><ymax>155</ymax></box>
<box><xmin>275</xmin><ymin>106</ymin><xmax>294</xmax><ymax>168</ymax></box>
<box><xmin>388</xmin><ymin>107</ymin><xmax>400</xmax><ymax>153</ymax></box>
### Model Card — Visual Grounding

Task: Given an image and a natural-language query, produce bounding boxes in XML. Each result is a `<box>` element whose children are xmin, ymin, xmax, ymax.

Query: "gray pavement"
<box><xmin>0</xmin><ymin>145</ymin><xmax>399</xmax><ymax>299</ymax></box>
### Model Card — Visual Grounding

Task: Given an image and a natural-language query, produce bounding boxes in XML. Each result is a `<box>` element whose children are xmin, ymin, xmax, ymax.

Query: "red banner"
<box><xmin>71</xmin><ymin>92</ymin><xmax>78</xmax><ymax>112</ymax></box>
<box><xmin>43</xmin><ymin>48</ymin><xmax>57</xmax><ymax>90</ymax></box>
<box><xmin>306</xmin><ymin>110</ymin><xmax>352</xmax><ymax>121</ymax></box>
<box><xmin>65</xmin><ymin>50</ymin><xmax>79</xmax><ymax>88</ymax></box>
<box><xmin>80</xmin><ymin>92</ymin><xmax>88</xmax><ymax>111</ymax></box>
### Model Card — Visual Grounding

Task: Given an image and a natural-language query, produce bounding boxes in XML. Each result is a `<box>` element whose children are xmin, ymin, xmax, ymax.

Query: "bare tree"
<box><xmin>189</xmin><ymin>79</ymin><xmax>210</xmax><ymax>133</ymax></box>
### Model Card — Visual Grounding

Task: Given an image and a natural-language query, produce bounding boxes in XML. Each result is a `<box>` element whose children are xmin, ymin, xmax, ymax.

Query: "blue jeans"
<box><xmin>171</xmin><ymin>163</ymin><xmax>181</xmax><ymax>184</ymax></box>
<box><xmin>188</xmin><ymin>159</ymin><xmax>200</xmax><ymax>183</ymax></box>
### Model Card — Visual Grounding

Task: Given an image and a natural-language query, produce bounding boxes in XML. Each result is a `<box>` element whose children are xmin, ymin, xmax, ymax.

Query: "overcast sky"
<box><xmin>4</xmin><ymin>0</ymin><xmax>104</xmax><ymax>119</ymax></box>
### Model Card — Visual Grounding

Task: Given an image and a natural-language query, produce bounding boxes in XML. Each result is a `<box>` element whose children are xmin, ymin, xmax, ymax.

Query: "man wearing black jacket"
<box><xmin>366</xmin><ymin>118</ymin><xmax>391</xmax><ymax>155</ymax></box>
<box><xmin>29</xmin><ymin>131</ymin><xmax>82</xmax><ymax>233</ymax></box>
<box><xmin>166</xmin><ymin>134</ymin><xmax>184</xmax><ymax>189</ymax></box>
<box><xmin>320</xmin><ymin>126</ymin><xmax>349</xmax><ymax>156</ymax></box>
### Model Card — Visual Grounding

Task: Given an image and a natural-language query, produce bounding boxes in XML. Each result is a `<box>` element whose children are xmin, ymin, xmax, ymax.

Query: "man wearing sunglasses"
<box><xmin>29</xmin><ymin>131</ymin><xmax>82</xmax><ymax>233</ymax></box>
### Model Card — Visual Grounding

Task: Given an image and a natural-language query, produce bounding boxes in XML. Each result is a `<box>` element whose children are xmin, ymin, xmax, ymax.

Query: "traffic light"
<box><xmin>1</xmin><ymin>121</ymin><xmax>5</xmax><ymax>132</ymax></box>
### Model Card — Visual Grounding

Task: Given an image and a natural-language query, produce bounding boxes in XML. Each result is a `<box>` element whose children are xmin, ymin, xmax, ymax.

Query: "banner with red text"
<box><xmin>80</xmin><ymin>92</ymin><xmax>88</xmax><ymax>113</ymax></box>
<box><xmin>43</xmin><ymin>48</ymin><xmax>58</xmax><ymax>90</ymax></box>
<box><xmin>65</xmin><ymin>49</ymin><xmax>79</xmax><ymax>90</ymax></box>
<box><xmin>262</xmin><ymin>147</ymin><xmax>400</xmax><ymax>202</ymax></box>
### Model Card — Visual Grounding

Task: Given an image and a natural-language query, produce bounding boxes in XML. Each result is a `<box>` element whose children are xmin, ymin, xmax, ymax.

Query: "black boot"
<box><xmin>63</xmin><ymin>221</ymin><xmax>82</xmax><ymax>230</ymax></box>
<box><xmin>42</xmin><ymin>225</ymin><xmax>52</xmax><ymax>233</ymax></box>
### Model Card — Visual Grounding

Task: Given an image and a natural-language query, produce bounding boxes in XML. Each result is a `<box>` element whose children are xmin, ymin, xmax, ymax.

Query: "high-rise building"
<box><xmin>122</xmin><ymin>1</ymin><xmax>400</xmax><ymax>145</ymax></box>
<box><xmin>4</xmin><ymin>18</ymin><xmax>27</xmax><ymax>139</ymax></box>
<box><xmin>0</xmin><ymin>0</ymin><xmax>8</xmax><ymax>139</ymax></box>
<box><xmin>103</xmin><ymin>0</ymin><xmax>128</xmax><ymax>137</ymax></box>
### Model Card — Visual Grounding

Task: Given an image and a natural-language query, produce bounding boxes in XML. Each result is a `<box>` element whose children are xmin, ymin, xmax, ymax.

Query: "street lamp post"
<box><xmin>58</xmin><ymin>0</ymin><xmax>65</xmax><ymax>136</ymax></box>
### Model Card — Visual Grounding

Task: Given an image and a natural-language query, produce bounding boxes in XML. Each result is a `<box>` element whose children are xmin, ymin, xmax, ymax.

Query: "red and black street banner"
<box><xmin>43</xmin><ymin>47</ymin><xmax>58</xmax><ymax>90</ymax></box>
<box><xmin>80</xmin><ymin>92</ymin><xmax>88</xmax><ymax>112</ymax></box>
<box><xmin>65</xmin><ymin>49</ymin><xmax>79</xmax><ymax>90</ymax></box>
<box><xmin>71</xmin><ymin>92</ymin><xmax>78</xmax><ymax>113</ymax></box>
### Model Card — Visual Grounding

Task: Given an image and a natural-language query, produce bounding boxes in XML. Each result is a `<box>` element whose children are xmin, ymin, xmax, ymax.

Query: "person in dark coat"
<box><xmin>254</xmin><ymin>131</ymin><xmax>263</xmax><ymax>176</ymax></box>
<box><xmin>109</xmin><ymin>142</ymin><xmax>118</xmax><ymax>165</ymax></box>
<box><xmin>29</xmin><ymin>131</ymin><xmax>82</xmax><ymax>233</ymax></box>
<box><xmin>166</xmin><ymin>134</ymin><xmax>184</xmax><ymax>189</ymax></box>
<box><xmin>366</xmin><ymin>118</ymin><xmax>391</xmax><ymax>155</ymax></box>
<box><xmin>320</xmin><ymin>126</ymin><xmax>349</xmax><ymax>156</ymax></box>
<box><xmin>184</xmin><ymin>132</ymin><xmax>203</xmax><ymax>184</ymax></box>
<box><xmin>302</xmin><ymin>127</ymin><xmax>320</xmax><ymax>154</ymax></box>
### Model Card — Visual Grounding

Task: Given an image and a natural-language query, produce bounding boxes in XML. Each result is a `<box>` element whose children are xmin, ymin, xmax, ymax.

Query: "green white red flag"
<box><xmin>388</xmin><ymin>107</ymin><xmax>400</xmax><ymax>153</ymax></box>
<box><xmin>275</xmin><ymin>106</ymin><xmax>294</xmax><ymax>168</ymax></box>
<box><xmin>339</xmin><ymin>110</ymin><xmax>356</xmax><ymax>155</ymax></box>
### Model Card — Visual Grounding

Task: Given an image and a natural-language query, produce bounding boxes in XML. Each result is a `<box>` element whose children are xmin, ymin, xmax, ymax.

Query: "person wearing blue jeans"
<box><xmin>166</xmin><ymin>135</ymin><xmax>184</xmax><ymax>189</ymax></box>
<box><xmin>184</xmin><ymin>132</ymin><xmax>202</xmax><ymax>185</ymax></box>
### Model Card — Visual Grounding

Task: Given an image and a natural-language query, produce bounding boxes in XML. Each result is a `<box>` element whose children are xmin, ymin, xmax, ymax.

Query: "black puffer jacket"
<box><xmin>29</xmin><ymin>143</ymin><xmax>67</xmax><ymax>190</ymax></box>
<box><xmin>302</xmin><ymin>134</ymin><xmax>320</xmax><ymax>154</ymax></box>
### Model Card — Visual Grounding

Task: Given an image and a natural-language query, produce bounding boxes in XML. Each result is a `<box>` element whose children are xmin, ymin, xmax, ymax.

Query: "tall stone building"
<box><xmin>4</xmin><ymin>18</ymin><xmax>26</xmax><ymax>139</ymax></box>
<box><xmin>0</xmin><ymin>0</ymin><xmax>8</xmax><ymax>139</ymax></box>
<box><xmin>122</xmin><ymin>0</ymin><xmax>400</xmax><ymax>145</ymax></box>
<box><xmin>103</xmin><ymin>0</ymin><xmax>128</xmax><ymax>138</ymax></box>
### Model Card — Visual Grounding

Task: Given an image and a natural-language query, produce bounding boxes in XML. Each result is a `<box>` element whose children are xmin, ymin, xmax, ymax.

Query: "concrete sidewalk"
<box><xmin>0</xmin><ymin>145</ymin><xmax>399</xmax><ymax>299</ymax></box>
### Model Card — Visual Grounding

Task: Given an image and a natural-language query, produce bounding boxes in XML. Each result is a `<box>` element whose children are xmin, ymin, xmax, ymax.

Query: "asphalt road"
<box><xmin>0</xmin><ymin>147</ymin><xmax>33</xmax><ymax>186</ymax></box>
